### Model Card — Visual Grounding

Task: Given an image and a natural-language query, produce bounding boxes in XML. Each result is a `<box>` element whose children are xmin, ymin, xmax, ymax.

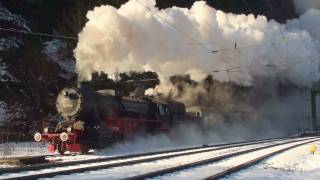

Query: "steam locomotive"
<box><xmin>34</xmin><ymin>85</ymin><xmax>189</xmax><ymax>154</ymax></box>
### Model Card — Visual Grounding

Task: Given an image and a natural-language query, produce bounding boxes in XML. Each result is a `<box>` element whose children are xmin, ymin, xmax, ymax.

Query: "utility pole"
<box><xmin>310</xmin><ymin>82</ymin><xmax>320</xmax><ymax>132</ymax></box>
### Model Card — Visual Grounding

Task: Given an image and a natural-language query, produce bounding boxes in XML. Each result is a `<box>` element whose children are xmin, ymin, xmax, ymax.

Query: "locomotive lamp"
<box><xmin>43</xmin><ymin>127</ymin><xmax>49</xmax><ymax>133</ymax></box>
<box><xmin>34</xmin><ymin>133</ymin><xmax>42</xmax><ymax>142</ymax></box>
<box><xmin>67</xmin><ymin>127</ymin><xmax>72</xmax><ymax>133</ymax></box>
<box><xmin>60</xmin><ymin>132</ymin><xmax>69</xmax><ymax>142</ymax></box>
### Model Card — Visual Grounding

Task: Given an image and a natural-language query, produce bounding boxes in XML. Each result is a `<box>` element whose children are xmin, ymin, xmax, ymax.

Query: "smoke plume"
<box><xmin>74</xmin><ymin>1</ymin><xmax>319</xmax><ymax>144</ymax></box>
<box><xmin>293</xmin><ymin>0</ymin><xmax>320</xmax><ymax>14</ymax></box>
<box><xmin>75</xmin><ymin>0</ymin><xmax>320</xmax><ymax>87</ymax></box>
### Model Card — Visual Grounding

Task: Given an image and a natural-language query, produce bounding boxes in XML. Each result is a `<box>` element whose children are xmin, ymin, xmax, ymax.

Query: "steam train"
<box><xmin>34</xmin><ymin>85</ymin><xmax>191</xmax><ymax>154</ymax></box>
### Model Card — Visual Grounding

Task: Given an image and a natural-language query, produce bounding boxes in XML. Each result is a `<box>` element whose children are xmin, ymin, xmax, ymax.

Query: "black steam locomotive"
<box><xmin>34</xmin><ymin>85</ymin><xmax>189</xmax><ymax>154</ymax></box>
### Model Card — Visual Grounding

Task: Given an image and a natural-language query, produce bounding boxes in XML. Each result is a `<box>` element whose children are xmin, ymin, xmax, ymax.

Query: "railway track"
<box><xmin>124</xmin><ymin>137</ymin><xmax>318</xmax><ymax>180</ymax></box>
<box><xmin>0</xmin><ymin>136</ymin><xmax>294</xmax><ymax>175</ymax></box>
<box><xmin>203</xmin><ymin>140</ymin><xmax>313</xmax><ymax>180</ymax></box>
<box><xmin>0</xmin><ymin>136</ymin><xmax>317</xmax><ymax>179</ymax></box>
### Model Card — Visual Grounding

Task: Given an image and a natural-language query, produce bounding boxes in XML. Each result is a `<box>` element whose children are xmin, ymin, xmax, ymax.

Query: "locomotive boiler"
<box><xmin>34</xmin><ymin>86</ymin><xmax>187</xmax><ymax>154</ymax></box>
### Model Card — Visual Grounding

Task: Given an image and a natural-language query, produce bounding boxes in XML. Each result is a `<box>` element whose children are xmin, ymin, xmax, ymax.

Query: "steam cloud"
<box><xmin>75</xmin><ymin>0</ymin><xmax>320</xmax><ymax>87</ymax></box>
<box><xmin>74</xmin><ymin>1</ymin><xmax>320</xmax><ymax>144</ymax></box>
<box><xmin>293</xmin><ymin>0</ymin><xmax>320</xmax><ymax>14</ymax></box>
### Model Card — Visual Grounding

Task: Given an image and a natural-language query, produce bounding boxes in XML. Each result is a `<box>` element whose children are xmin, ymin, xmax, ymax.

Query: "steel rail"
<box><xmin>0</xmin><ymin>138</ymin><xmax>310</xmax><ymax>179</ymax></box>
<box><xmin>204</xmin><ymin>139</ymin><xmax>319</xmax><ymax>180</ymax></box>
<box><xmin>0</xmin><ymin>137</ymin><xmax>308</xmax><ymax>180</ymax></box>
<box><xmin>0</xmin><ymin>136</ymin><xmax>296</xmax><ymax>175</ymax></box>
<box><xmin>122</xmin><ymin>137</ymin><xmax>318</xmax><ymax>180</ymax></box>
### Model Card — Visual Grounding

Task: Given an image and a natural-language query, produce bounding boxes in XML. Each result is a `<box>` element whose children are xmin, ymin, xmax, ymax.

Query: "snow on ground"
<box><xmin>0</xmin><ymin>142</ymin><xmax>48</xmax><ymax>168</ymax></box>
<box><xmin>95</xmin><ymin>123</ymin><xmax>247</xmax><ymax>156</ymax></box>
<box><xmin>96</xmin><ymin>135</ymin><xmax>219</xmax><ymax>157</ymax></box>
<box><xmin>40</xmin><ymin>138</ymin><xmax>307</xmax><ymax>180</ymax></box>
<box><xmin>0</xmin><ymin>142</ymin><xmax>48</xmax><ymax>158</ymax></box>
<box><xmin>1</xmin><ymin>130</ymin><xmax>222</xmax><ymax>167</ymax></box>
<box><xmin>0</xmin><ymin>6</ymin><xmax>30</xmax><ymax>31</ymax></box>
<box><xmin>0</xmin><ymin>6</ymin><xmax>27</xmax><ymax>83</ymax></box>
<box><xmin>224</xmin><ymin>141</ymin><xmax>320</xmax><ymax>180</ymax></box>
<box><xmin>0</xmin><ymin>6</ymin><xmax>29</xmax><ymax>51</ymax></box>
<box><xmin>0</xmin><ymin>62</ymin><xmax>16</xmax><ymax>82</ymax></box>
<box><xmin>0</xmin><ymin>38</ymin><xmax>20</xmax><ymax>51</ymax></box>
<box><xmin>42</xmin><ymin>39</ymin><xmax>75</xmax><ymax>78</ymax></box>
<box><xmin>0</xmin><ymin>138</ymin><xmax>298</xmax><ymax>179</ymax></box>
<box><xmin>153</xmin><ymin>139</ymin><xmax>316</xmax><ymax>180</ymax></box>
<box><xmin>0</xmin><ymin>141</ymin><xmax>242</xmax><ymax>179</ymax></box>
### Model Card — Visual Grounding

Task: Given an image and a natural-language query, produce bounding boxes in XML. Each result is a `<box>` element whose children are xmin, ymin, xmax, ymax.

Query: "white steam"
<box><xmin>75</xmin><ymin>0</ymin><xmax>320</xmax><ymax>87</ymax></box>
<box><xmin>293</xmin><ymin>0</ymin><xmax>320</xmax><ymax>14</ymax></box>
<box><xmin>287</xmin><ymin>9</ymin><xmax>320</xmax><ymax>40</ymax></box>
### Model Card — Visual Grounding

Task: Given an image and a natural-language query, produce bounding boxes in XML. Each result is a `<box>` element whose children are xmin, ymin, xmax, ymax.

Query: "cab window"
<box><xmin>158</xmin><ymin>104</ymin><xmax>169</xmax><ymax>116</ymax></box>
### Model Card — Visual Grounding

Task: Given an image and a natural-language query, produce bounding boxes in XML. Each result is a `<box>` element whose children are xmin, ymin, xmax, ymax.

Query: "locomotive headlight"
<box><xmin>67</xmin><ymin>127</ymin><xmax>72</xmax><ymax>133</ymax></box>
<box><xmin>60</xmin><ymin>132</ymin><xmax>69</xmax><ymax>142</ymax></box>
<box><xmin>34</xmin><ymin>133</ymin><xmax>42</xmax><ymax>142</ymax></box>
<box><xmin>43</xmin><ymin>127</ymin><xmax>49</xmax><ymax>133</ymax></box>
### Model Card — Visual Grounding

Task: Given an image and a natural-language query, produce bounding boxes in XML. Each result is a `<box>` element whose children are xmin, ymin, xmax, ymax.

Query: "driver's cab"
<box><xmin>156</xmin><ymin>103</ymin><xmax>173</xmax><ymax>123</ymax></box>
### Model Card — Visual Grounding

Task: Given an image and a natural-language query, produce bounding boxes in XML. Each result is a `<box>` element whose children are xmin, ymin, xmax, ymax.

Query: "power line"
<box><xmin>134</xmin><ymin>0</ymin><xmax>226</xmax><ymax>64</ymax></box>
<box><xmin>240</xmin><ymin>0</ymin><xmax>284</xmax><ymax>62</ymax></box>
<box><xmin>188</xmin><ymin>4</ymin><xmax>273</xmax><ymax>74</ymax></box>
<box><xmin>0</xmin><ymin>27</ymin><xmax>78</xmax><ymax>40</ymax></box>
<box><xmin>135</xmin><ymin>0</ymin><xmax>206</xmax><ymax>49</ymax></box>
<box><xmin>3</xmin><ymin>1</ymin><xmax>318</xmax><ymax>79</ymax></box>
<box><xmin>259</xmin><ymin>0</ymin><xmax>320</xmax><ymax>71</ymax></box>
<box><xmin>187</xmin><ymin>40</ymin><xmax>290</xmax><ymax>53</ymax></box>
<box><xmin>137</xmin><ymin>0</ymin><xmax>320</xmax><ymax>78</ymax></box>
<box><xmin>239</xmin><ymin>0</ymin><xmax>320</xmax><ymax>77</ymax></box>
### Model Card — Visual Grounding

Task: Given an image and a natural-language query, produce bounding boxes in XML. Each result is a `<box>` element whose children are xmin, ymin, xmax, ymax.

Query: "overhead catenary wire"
<box><xmin>134</xmin><ymin>0</ymin><xmax>227</xmax><ymax>65</ymax></box>
<box><xmin>8</xmin><ymin>0</ymin><xmax>79</xmax><ymax>41</ymax></box>
<box><xmin>186</xmin><ymin>38</ymin><xmax>308</xmax><ymax>53</ymax></box>
<box><xmin>128</xmin><ymin>1</ymin><xmax>320</xmax><ymax>79</ymax></box>
<box><xmin>240</xmin><ymin>0</ymin><xmax>309</xmax><ymax>67</ymax></box>
<box><xmin>188</xmin><ymin>3</ymin><xmax>282</xmax><ymax>72</ymax></box>
<box><xmin>135</xmin><ymin>0</ymin><xmax>261</xmax><ymax>77</ymax></box>
<box><xmin>223</xmin><ymin>0</ymin><xmax>320</xmax><ymax>76</ymax></box>
<box><xmin>240</xmin><ymin>0</ymin><xmax>285</xmax><ymax>62</ymax></box>
<box><xmin>264</xmin><ymin>0</ymin><xmax>314</xmax><ymax>67</ymax></box>
<box><xmin>135</xmin><ymin>0</ymin><xmax>253</xmax><ymax>78</ymax></box>
<box><xmin>2</xmin><ymin>1</ymin><xmax>319</xmax><ymax>80</ymax></box>
<box><xmin>188</xmin><ymin>8</ymin><xmax>246</xmax><ymax>72</ymax></box>
<box><xmin>0</xmin><ymin>24</ymin><xmax>287</xmax><ymax>75</ymax></box>
<box><xmin>262</xmin><ymin>0</ymin><xmax>317</xmax><ymax>63</ymax></box>
<box><xmin>134</xmin><ymin>0</ymin><xmax>208</xmax><ymax>50</ymax></box>
<box><xmin>188</xmin><ymin>2</ymin><xmax>287</xmax><ymax>74</ymax></box>
<box><xmin>0</xmin><ymin>27</ymin><xmax>78</xmax><ymax>40</ymax></box>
